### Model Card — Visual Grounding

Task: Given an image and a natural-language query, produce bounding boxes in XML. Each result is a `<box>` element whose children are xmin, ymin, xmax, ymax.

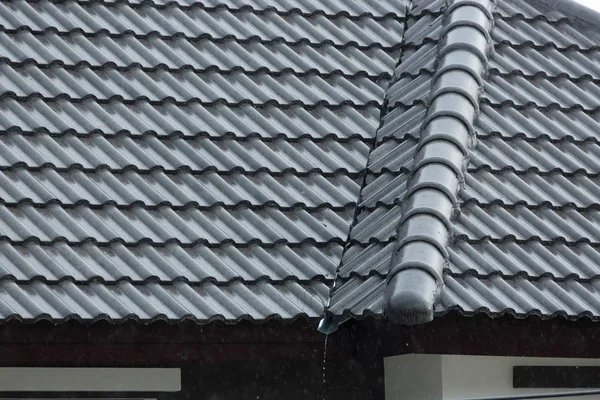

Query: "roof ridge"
<box><xmin>384</xmin><ymin>0</ymin><xmax>497</xmax><ymax>325</ymax></box>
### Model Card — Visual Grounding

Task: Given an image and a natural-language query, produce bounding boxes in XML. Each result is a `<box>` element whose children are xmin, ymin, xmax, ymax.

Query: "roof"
<box><xmin>1</xmin><ymin>0</ymin><xmax>600</xmax><ymax>327</ymax></box>
<box><xmin>0</xmin><ymin>0</ymin><xmax>406</xmax><ymax>322</ymax></box>
<box><xmin>327</xmin><ymin>0</ymin><xmax>600</xmax><ymax>327</ymax></box>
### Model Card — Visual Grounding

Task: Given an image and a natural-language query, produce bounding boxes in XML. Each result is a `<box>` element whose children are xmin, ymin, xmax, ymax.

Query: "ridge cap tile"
<box><xmin>384</xmin><ymin>0</ymin><xmax>497</xmax><ymax>325</ymax></box>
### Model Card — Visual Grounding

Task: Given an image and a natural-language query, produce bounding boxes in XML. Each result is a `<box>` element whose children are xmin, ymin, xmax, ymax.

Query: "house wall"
<box><xmin>385</xmin><ymin>354</ymin><xmax>600</xmax><ymax>400</ymax></box>
<box><xmin>0</xmin><ymin>321</ymin><xmax>385</xmax><ymax>400</ymax></box>
<box><xmin>384</xmin><ymin>354</ymin><xmax>442</xmax><ymax>400</ymax></box>
<box><xmin>173</xmin><ymin>360</ymin><xmax>382</xmax><ymax>400</ymax></box>
<box><xmin>0</xmin><ymin>360</ymin><xmax>382</xmax><ymax>400</ymax></box>
<box><xmin>0</xmin><ymin>368</ymin><xmax>180</xmax><ymax>392</ymax></box>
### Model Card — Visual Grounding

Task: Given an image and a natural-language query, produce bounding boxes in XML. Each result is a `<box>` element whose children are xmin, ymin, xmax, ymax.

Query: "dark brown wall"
<box><xmin>5</xmin><ymin>313</ymin><xmax>600</xmax><ymax>400</ymax></box>
<box><xmin>0</xmin><ymin>319</ymin><xmax>385</xmax><ymax>400</ymax></box>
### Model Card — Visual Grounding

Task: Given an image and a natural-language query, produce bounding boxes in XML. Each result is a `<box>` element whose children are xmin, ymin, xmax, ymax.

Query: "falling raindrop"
<box><xmin>322</xmin><ymin>333</ymin><xmax>329</xmax><ymax>400</ymax></box>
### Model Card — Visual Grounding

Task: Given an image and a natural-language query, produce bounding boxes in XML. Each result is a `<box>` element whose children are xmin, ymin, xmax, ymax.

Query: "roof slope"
<box><xmin>327</xmin><ymin>0</ymin><xmax>600</xmax><ymax>325</ymax></box>
<box><xmin>3</xmin><ymin>0</ymin><xmax>600</xmax><ymax>327</ymax></box>
<box><xmin>0</xmin><ymin>0</ymin><xmax>408</xmax><ymax>322</ymax></box>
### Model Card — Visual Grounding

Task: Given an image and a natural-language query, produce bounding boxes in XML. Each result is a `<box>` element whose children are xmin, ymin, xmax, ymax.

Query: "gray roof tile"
<box><xmin>406</xmin><ymin>11</ymin><xmax>600</xmax><ymax>50</ymax></box>
<box><xmin>463</xmin><ymin>170</ymin><xmax>600</xmax><ymax>208</ymax></box>
<box><xmin>0</xmin><ymin>0</ymin><xmax>409</xmax><ymax>322</ymax></box>
<box><xmin>409</xmin><ymin>0</ymin><xmax>570</xmax><ymax>19</ymax></box>
<box><xmin>337</xmin><ymin>242</ymin><xmax>393</xmax><ymax>278</ymax></box>
<box><xmin>439</xmin><ymin>275</ymin><xmax>600</xmax><ymax>319</ymax></box>
<box><xmin>494</xmin><ymin>0</ymin><xmax>568</xmax><ymax>20</ymax></box>
<box><xmin>0</xmin><ymin>279</ymin><xmax>330</xmax><ymax>322</ymax></box>
<box><xmin>0</xmin><ymin>134</ymin><xmax>370</xmax><ymax>174</ymax></box>
<box><xmin>375</xmin><ymin>104</ymin><xmax>426</xmax><ymax>141</ymax></box>
<box><xmin>476</xmin><ymin>104</ymin><xmax>600</xmax><ymax>141</ymax></box>
<box><xmin>0</xmin><ymin>31</ymin><xmax>398</xmax><ymax>77</ymax></box>
<box><xmin>484</xmin><ymin>75</ymin><xmax>600</xmax><ymax>110</ymax></box>
<box><xmin>0</xmin><ymin>66</ymin><xmax>387</xmax><ymax>105</ymax></box>
<box><xmin>0</xmin><ymin>1</ymin><xmax>404</xmax><ymax>47</ymax></box>
<box><xmin>492</xmin><ymin>17</ymin><xmax>600</xmax><ymax>50</ymax></box>
<box><xmin>0</xmin><ymin>169</ymin><xmax>360</xmax><ymax>208</ymax></box>
<box><xmin>0</xmin><ymin>204</ymin><xmax>354</xmax><ymax>244</ymax></box>
<box><xmin>358</xmin><ymin>172</ymin><xmax>408</xmax><ymax>209</ymax></box>
<box><xmin>7</xmin><ymin>0</ymin><xmax>600</xmax><ymax>325</ymax></box>
<box><xmin>327</xmin><ymin>275</ymin><xmax>384</xmax><ymax>317</ymax></box>
<box><xmin>367</xmin><ymin>138</ymin><xmax>417</xmax><ymax>172</ymax></box>
<box><xmin>490</xmin><ymin>45</ymin><xmax>600</xmax><ymax>80</ymax></box>
<box><xmin>0</xmin><ymin>241</ymin><xmax>340</xmax><ymax>282</ymax></box>
<box><xmin>455</xmin><ymin>204</ymin><xmax>600</xmax><ymax>243</ymax></box>
<box><xmin>327</xmin><ymin>273</ymin><xmax>600</xmax><ymax>321</ymax></box>
<box><xmin>365</xmin><ymin>135</ymin><xmax>600</xmax><ymax>177</ymax></box>
<box><xmin>349</xmin><ymin>206</ymin><xmax>403</xmax><ymax>242</ymax></box>
<box><xmin>0</xmin><ymin>99</ymin><xmax>380</xmax><ymax>139</ymax></box>
<box><xmin>449</xmin><ymin>240</ymin><xmax>600</xmax><ymax>280</ymax></box>
<box><xmin>469</xmin><ymin>137</ymin><xmax>600</xmax><ymax>174</ymax></box>
<box><xmin>392</xmin><ymin>71</ymin><xmax>600</xmax><ymax>112</ymax></box>
<box><xmin>327</xmin><ymin>0</ymin><xmax>600</xmax><ymax>324</ymax></box>
<box><xmin>400</xmin><ymin>43</ymin><xmax>600</xmax><ymax>82</ymax></box>
<box><xmin>33</xmin><ymin>0</ymin><xmax>410</xmax><ymax>18</ymax></box>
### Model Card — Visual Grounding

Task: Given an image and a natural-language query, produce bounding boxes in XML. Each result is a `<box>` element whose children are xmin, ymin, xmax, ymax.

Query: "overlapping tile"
<box><xmin>0</xmin><ymin>0</ymin><xmax>404</xmax><ymax>48</ymax></box>
<box><xmin>0</xmin><ymin>203</ymin><xmax>354</xmax><ymax>244</ymax></box>
<box><xmin>412</xmin><ymin>0</ymin><xmax>569</xmax><ymax>21</ymax></box>
<box><xmin>0</xmin><ymin>31</ymin><xmax>398</xmax><ymax>77</ymax></box>
<box><xmin>326</xmin><ymin>0</ymin><xmax>457</xmax><ymax>324</ymax></box>
<box><xmin>89</xmin><ymin>0</ymin><xmax>409</xmax><ymax>18</ymax></box>
<box><xmin>484</xmin><ymin>75</ymin><xmax>600</xmax><ymax>110</ymax></box>
<box><xmin>455</xmin><ymin>204</ymin><xmax>600</xmax><ymax>243</ymax></box>
<box><xmin>13</xmin><ymin>0</ymin><xmax>600</xmax><ymax>324</ymax></box>
<box><xmin>404</xmin><ymin>12</ymin><xmax>600</xmax><ymax>50</ymax></box>
<box><xmin>0</xmin><ymin>279</ymin><xmax>330</xmax><ymax>321</ymax></box>
<box><xmin>0</xmin><ymin>169</ymin><xmax>360</xmax><ymax>208</ymax></box>
<box><xmin>492</xmin><ymin>18</ymin><xmax>600</xmax><ymax>50</ymax></box>
<box><xmin>326</xmin><ymin>273</ymin><xmax>600</xmax><ymax>320</ymax></box>
<box><xmin>327</xmin><ymin>275</ymin><xmax>385</xmax><ymax>317</ymax></box>
<box><xmin>437</xmin><ymin>2</ymin><xmax>600</xmax><ymax>321</ymax></box>
<box><xmin>476</xmin><ymin>104</ymin><xmax>600</xmax><ymax>141</ymax></box>
<box><xmin>0</xmin><ymin>65</ymin><xmax>387</xmax><ymax>106</ymax></box>
<box><xmin>366</xmin><ymin>135</ymin><xmax>600</xmax><ymax>177</ymax></box>
<box><xmin>327</xmin><ymin>0</ymin><xmax>600</xmax><ymax>323</ymax></box>
<box><xmin>439</xmin><ymin>275</ymin><xmax>600</xmax><ymax>319</ymax></box>
<box><xmin>470</xmin><ymin>137</ymin><xmax>600</xmax><ymax>174</ymax></box>
<box><xmin>0</xmin><ymin>0</ymin><xmax>406</xmax><ymax>324</ymax></box>
<box><xmin>0</xmin><ymin>134</ymin><xmax>370</xmax><ymax>174</ymax></box>
<box><xmin>494</xmin><ymin>0</ymin><xmax>568</xmax><ymax>20</ymax></box>
<box><xmin>463</xmin><ymin>170</ymin><xmax>600</xmax><ymax>207</ymax></box>
<box><xmin>449</xmin><ymin>240</ymin><xmax>600</xmax><ymax>280</ymax></box>
<box><xmin>399</xmin><ymin>43</ymin><xmax>600</xmax><ymax>81</ymax></box>
<box><xmin>490</xmin><ymin>45</ymin><xmax>600</xmax><ymax>80</ymax></box>
<box><xmin>337</xmin><ymin>242</ymin><xmax>394</xmax><ymax>278</ymax></box>
<box><xmin>0</xmin><ymin>99</ymin><xmax>380</xmax><ymax>139</ymax></box>
<box><xmin>0</xmin><ymin>241</ymin><xmax>341</xmax><ymax>282</ymax></box>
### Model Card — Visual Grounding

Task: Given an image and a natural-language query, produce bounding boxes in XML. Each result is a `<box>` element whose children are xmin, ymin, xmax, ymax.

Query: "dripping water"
<box><xmin>321</xmin><ymin>333</ymin><xmax>329</xmax><ymax>400</ymax></box>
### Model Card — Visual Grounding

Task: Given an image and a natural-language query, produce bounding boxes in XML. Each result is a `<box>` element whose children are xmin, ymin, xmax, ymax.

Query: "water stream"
<box><xmin>322</xmin><ymin>333</ymin><xmax>329</xmax><ymax>400</ymax></box>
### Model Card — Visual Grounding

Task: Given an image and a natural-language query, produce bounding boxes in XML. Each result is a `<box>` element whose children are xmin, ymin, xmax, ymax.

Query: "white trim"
<box><xmin>385</xmin><ymin>355</ymin><xmax>600</xmax><ymax>400</ymax></box>
<box><xmin>0</xmin><ymin>368</ymin><xmax>180</xmax><ymax>392</ymax></box>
